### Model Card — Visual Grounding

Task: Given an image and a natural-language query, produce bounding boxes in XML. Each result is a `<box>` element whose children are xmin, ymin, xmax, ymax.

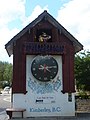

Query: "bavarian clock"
<box><xmin>31</xmin><ymin>55</ymin><xmax>58</xmax><ymax>82</ymax></box>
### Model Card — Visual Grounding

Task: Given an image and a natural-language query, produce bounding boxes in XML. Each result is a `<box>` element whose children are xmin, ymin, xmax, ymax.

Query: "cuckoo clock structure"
<box><xmin>5</xmin><ymin>11</ymin><xmax>83</xmax><ymax>117</ymax></box>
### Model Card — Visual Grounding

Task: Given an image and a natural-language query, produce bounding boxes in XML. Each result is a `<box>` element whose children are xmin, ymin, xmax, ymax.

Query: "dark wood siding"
<box><xmin>13</xmin><ymin>37</ymin><xmax>26</xmax><ymax>93</ymax></box>
<box><xmin>69</xmin><ymin>46</ymin><xmax>75</xmax><ymax>92</ymax></box>
<box><xmin>12</xmin><ymin>22</ymin><xmax>75</xmax><ymax>94</ymax></box>
<box><xmin>62</xmin><ymin>45</ymin><xmax>75</xmax><ymax>93</ymax></box>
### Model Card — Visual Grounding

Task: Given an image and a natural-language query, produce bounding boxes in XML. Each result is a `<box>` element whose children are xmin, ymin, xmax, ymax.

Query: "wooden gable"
<box><xmin>5</xmin><ymin>11</ymin><xmax>83</xmax><ymax>93</ymax></box>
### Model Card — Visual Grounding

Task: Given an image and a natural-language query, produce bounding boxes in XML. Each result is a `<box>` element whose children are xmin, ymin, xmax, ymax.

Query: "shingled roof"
<box><xmin>5</xmin><ymin>10</ymin><xmax>83</xmax><ymax>56</ymax></box>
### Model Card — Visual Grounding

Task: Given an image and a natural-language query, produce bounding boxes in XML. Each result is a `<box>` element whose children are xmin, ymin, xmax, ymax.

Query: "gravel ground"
<box><xmin>76</xmin><ymin>99</ymin><xmax>90</xmax><ymax>112</ymax></box>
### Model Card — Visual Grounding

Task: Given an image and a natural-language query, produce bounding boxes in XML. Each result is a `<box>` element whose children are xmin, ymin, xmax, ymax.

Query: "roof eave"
<box><xmin>5</xmin><ymin>44</ymin><xmax>13</xmax><ymax>57</ymax></box>
<box><xmin>5</xmin><ymin>10</ymin><xmax>83</xmax><ymax>56</ymax></box>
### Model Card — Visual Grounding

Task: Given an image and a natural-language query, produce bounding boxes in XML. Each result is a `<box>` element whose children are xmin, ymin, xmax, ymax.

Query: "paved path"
<box><xmin>0</xmin><ymin>94</ymin><xmax>11</xmax><ymax>120</ymax></box>
<box><xmin>10</xmin><ymin>115</ymin><xmax>90</xmax><ymax>120</ymax></box>
<box><xmin>0</xmin><ymin>112</ymin><xmax>90</xmax><ymax>120</ymax></box>
<box><xmin>0</xmin><ymin>111</ymin><xmax>9</xmax><ymax>120</ymax></box>
<box><xmin>0</xmin><ymin>94</ymin><xmax>11</xmax><ymax>112</ymax></box>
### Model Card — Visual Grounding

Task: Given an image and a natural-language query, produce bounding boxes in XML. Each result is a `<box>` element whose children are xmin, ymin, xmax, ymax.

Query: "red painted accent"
<box><xmin>44</xmin><ymin>64</ymin><xmax>47</xmax><ymax>73</ymax></box>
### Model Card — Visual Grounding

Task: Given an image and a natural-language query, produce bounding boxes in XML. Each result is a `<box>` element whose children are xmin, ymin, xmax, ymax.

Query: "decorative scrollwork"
<box><xmin>28</xmin><ymin>76</ymin><xmax>61</xmax><ymax>94</ymax></box>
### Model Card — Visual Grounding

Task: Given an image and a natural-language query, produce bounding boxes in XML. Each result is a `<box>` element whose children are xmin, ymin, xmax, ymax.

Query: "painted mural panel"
<box><xmin>26</xmin><ymin>55</ymin><xmax>63</xmax><ymax>116</ymax></box>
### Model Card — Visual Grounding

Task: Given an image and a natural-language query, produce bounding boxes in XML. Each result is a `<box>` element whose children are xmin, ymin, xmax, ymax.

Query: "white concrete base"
<box><xmin>12</xmin><ymin>93</ymin><xmax>75</xmax><ymax>118</ymax></box>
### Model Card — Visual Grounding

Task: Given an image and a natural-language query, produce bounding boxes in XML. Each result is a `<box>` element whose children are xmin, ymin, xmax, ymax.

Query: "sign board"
<box><xmin>24</xmin><ymin>42</ymin><xmax>65</xmax><ymax>55</ymax></box>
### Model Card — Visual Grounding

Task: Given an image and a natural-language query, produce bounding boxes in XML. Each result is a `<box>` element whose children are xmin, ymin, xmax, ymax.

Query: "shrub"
<box><xmin>78</xmin><ymin>91</ymin><xmax>89</xmax><ymax>99</ymax></box>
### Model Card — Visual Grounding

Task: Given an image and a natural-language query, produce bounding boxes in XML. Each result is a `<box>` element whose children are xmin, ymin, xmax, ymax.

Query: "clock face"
<box><xmin>31</xmin><ymin>55</ymin><xmax>58</xmax><ymax>82</ymax></box>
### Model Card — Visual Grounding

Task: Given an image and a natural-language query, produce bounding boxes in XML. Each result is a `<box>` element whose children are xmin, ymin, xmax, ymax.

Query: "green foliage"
<box><xmin>0</xmin><ymin>61</ymin><xmax>13</xmax><ymax>88</ymax></box>
<box><xmin>75</xmin><ymin>50</ymin><xmax>90</xmax><ymax>91</ymax></box>
<box><xmin>78</xmin><ymin>91</ymin><xmax>89</xmax><ymax>99</ymax></box>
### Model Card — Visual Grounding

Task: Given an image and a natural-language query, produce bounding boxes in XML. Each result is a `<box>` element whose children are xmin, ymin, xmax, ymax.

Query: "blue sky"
<box><xmin>8</xmin><ymin>0</ymin><xmax>70</xmax><ymax>30</ymax></box>
<box><xmin>0</xmin><ymin>0</ymin><xmax>90</xmax><ymax>63</ymax></box>
<box><xmin>25</xmin><ymin>0</ymin><xmax>70</xmax><ymax>17</ymax></box>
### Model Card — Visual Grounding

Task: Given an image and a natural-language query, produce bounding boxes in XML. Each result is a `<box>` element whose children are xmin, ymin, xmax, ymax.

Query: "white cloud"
<box><xmin>0</xmin><ymin>2</ymin><xmax>49</xmax><ymax>63</ymax></box>
<box><xmin>1</xmin><ymin>0</ymin><xmax>90</xmax><ymax>63</ymax></box>
<box><xmin>0</xmin><ymin>27</ymin><xmax>19</xmax><ymax>63</ymax></box>
<box><xmin>57</xmin><ymin>0</ymin><xmax>90</xmax><ymax>50</ymax></box>
<box><xmin>29</xmin><ymin>5</ymin><xmax>49</xmax><ymax>22</ymax></box>
<box><xmin>23</xmin><ymin>5</ymin><xmax>49</xmax><ymax>27</ymax></box>
<box><xmin>0</xmin><ymin>0</ymin><xmax>25</xmax><ymax>63</ymax></box>
<box><xmin>0</xmin><ymin>0</ymin><xmax>25</xmax><ymax>28</ymax></box>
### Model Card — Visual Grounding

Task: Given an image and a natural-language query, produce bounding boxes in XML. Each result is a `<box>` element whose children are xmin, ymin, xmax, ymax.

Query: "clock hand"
<box><xmin>38</xmin><ymin>65</ymin><xmax>44</xmax><ymax>70</ymax></box>
<box><xmin>40</xmin><ymin>65</ymin><xmax>44</xmax><ymax>68</ymax></box>
<box><xmin>39</xmin><ymin>64</ymin><xmax>51</xmax><ymax>72</ymax></box>
<box><xmin>38</xmin><ymin>64</ymin><xmax>51</xmax><ymax>72</ymax></box>
<box><xmin>46</xmin><ymin>66</ymin><xmax>57</xmax><ymax>69</ymax></box>
<box><xmin>38</xmin><ymin>67</ymin><xmax>43</xmax><ymax>70</ymax></box>
<box><xmin>43</xmin><ymin>64</ymin><xmax>51</xmax><ymax>72</ymax></box>
<box><xmin>45</xmin><ymin>67</ymin><xmax>51</xmax><ymax>72</ymax></box>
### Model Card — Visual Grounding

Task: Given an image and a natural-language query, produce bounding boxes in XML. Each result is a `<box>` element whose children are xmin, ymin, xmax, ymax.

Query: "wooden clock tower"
<box><xmin>5</xmin><ymin>11</ymin><xmax>83</xmax><ymax>117</ymax></box>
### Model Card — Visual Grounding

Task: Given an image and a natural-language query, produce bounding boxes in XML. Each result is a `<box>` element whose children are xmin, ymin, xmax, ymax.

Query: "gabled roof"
<box><xmin>5</xmin><ymin>10</ymin><xmax>83</xmax><ymax>56</ymax></box>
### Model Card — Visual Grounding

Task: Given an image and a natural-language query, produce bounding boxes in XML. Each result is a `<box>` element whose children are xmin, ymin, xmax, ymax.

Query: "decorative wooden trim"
<box><xmin>24</xmin><ymin>42</ymin><xmax>65</xmax><ymax>55</ymax></box>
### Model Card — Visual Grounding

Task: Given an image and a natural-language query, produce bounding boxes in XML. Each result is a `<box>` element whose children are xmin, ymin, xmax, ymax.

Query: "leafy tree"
<box><xmin>3</xmin><ymin>63</ymin><xmax>13</xmax><ymax>85</ymax></box>
<box><xmin>0</xmin><ymin>61</ymin><xmax>13</xmax><ymax>88</ymax></box>
<box><xmin>74</xmin><ymin>50</ymin><xmax>90</xmax><ymax>91</ymax></box>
